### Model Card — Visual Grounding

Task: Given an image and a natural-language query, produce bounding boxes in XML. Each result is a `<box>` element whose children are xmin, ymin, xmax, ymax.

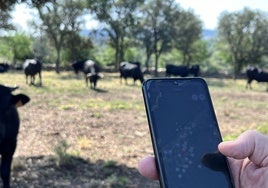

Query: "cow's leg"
<box><xmin>1</xmin><ymin>142</ymin><xmax>16</xmax><ymax>188</ymax></box>
<box><xmin>133</xmin><ymin>78</ymin><xmax>136</xmax><ymax>85</ymax></box>
<box><xmin>1</xmin><ymin>154</ymin><xmax>12</xmax><ymax>188</ymax></box>
<box><xmin>30</xmin><ymin>75</ymin><xmax>35</xmax><ymax>85</ymax></box>
<box><xmin>93</xmin><ymin>81</ymin><xmax>97</xmax><ymax>89</ymax></box>
<box><xmin>25</xmin><ymin>75</ymin><xmax>28</xmax><ymax>84</ymax></box>
<box><xmin>39</xmin><ymin>72</ymin><xmax>42</xmax><ymax>85</ymax></box>
<box><xmin>85</xmin><ymin>75</ymin><xmax>89</xmax><ymax>87</ymax></box>
<box><xmin>246</xmin><ymin>79</ymin><xmax>253</xmax><ymax>89</ymax></box>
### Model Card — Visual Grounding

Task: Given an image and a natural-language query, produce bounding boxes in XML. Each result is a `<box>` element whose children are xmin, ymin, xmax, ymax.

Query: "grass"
<box><xmin>1</xmin><ymin>70</ymin><xmax>268</xmax><ymax>187</ymax></box>
<box><xmin>1</xmin><ymin>71</ymin><xmax>267</xmax><ymax>143</ymax></box>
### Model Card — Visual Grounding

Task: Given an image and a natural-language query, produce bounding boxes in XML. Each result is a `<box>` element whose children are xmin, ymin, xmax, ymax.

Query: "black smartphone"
<box><xmin>142</xmin><ymin>78</ymin><xmax>234</xmax><ymax>188</ymax></box>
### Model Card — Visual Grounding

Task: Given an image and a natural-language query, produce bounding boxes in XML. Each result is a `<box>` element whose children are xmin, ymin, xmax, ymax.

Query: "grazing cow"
<box><xmin>0</xmin><ymin>85</ymin><xmax>30</xmax><ymax>188</ymax></box>
<box><xmin>0</xmin><ymin>63</ymin><xmax>9</xmax><ymax>73</ymax></box>
<box><xmin>23</xmin><ymin>59</ymin><xmax>42</xmax><ymax>86</ymax></box>
<box><xmin>165</xmin><ymin>64</ymin><xmax>200</xmax><ymax>77</ymax></box>
<box><xmin>119</xmin><ymin>61</ymin><xmax>144</xmax><ymax>84</ymax></box>
<box><xmin>86</xmin><ymin>73</ymin><xmax>104</xmax><ymax>89</ymax></box>
<box><xmin>246</xmin><ymin>66</ymin><xmax>268</xmax><ymax>89</ymax></box>
<box><xmin>72</xmin><ymin>59</ymin><xmax>102</xmax><ymax>88</ymax></box>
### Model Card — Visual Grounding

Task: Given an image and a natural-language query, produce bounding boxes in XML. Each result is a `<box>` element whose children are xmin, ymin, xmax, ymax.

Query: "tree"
<box><xmin>0</xmin><ymin>10</ymin><xmax>15</xmax><ymax>31</ymax></box>
<box><xmin>2</xmin><ymin>32</ymin><xmax>33</xmax><ymax>65</ymax></box>
<box><xmin>87</xmin><ymin>0</ymin><xmax>144</xmax><ymax>69</ymax></box>
<box><xmin>32</xmin><ymin>34</ymin><xmax>54</xmax><ymax>63</ymax></box>
<box><xmin>132</xmin><ymin>26</ymin><xmax>154</xmax><ymax>72</ymax></box>
<box><xmin>218</xmin><ymin>8</ymin><xmax>268</xmax><ymax>78</ymax></box>
<box><xmin>0</xmin><ymin>0</ymin><xmax>52</xmax><ymax>10</ymax></box>
<box><xmin>63</xmin><ymin>32</ymin><xmax>93</xmax><ymax>62</ymax></box>
<box><xmin>172</xmin><ymin>10</ymin><xmax>202</xmax><ymax>66</ymax></box>
<box><xmin>30</xmin><ymin>0</ymin><xmax>87</xmax><ymax>73</ymax></box>
<box><xmin>138</xmin><ymin>0</ymin><xmax>178</xmax><ymax>76</ymax></box>
<box><xmin>0</xmin><ymin>0</ymin><xmax>19</xmax><ymax>10</ymax></box>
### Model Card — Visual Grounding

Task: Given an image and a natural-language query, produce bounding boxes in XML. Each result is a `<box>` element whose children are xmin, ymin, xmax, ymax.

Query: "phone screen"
<box><xmin>142</xmin><ymin>78</ymin><xmax>234</xmax><ymax>188</ymax></box>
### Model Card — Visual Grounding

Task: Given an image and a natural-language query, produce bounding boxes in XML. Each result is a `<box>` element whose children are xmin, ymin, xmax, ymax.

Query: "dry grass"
<box><xmin>0</xmin><ymin>70</ymin><xmax>267</xmax><ymax>187</ymax></box>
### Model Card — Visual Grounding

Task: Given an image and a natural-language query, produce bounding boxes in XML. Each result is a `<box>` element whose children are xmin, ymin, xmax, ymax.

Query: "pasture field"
<box><xmin>0</xmin><ymin>71</ymin><xmax>268</xmax><ymax>187</ymax></box>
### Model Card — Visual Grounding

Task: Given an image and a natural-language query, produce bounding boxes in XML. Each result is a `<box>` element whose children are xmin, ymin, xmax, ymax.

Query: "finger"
<box><xmin>218</xmin><ymin>130</ymin><xmax>268</xmax><ymax>167</ymax></box>
<box><xmin>138</xmin><ymin>156</ymin><xmax>159</xmax><ymax>180</ymax></box>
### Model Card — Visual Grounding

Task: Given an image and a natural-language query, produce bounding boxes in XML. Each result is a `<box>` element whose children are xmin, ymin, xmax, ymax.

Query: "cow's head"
<box><xmin>0</xmin><ymin>85</ymin><xmax>30</xmax><ymax>112</ymax></box>
<box><xmin>72</xmin><ymin>60</ymin><xmax>85</xmax><ymax>74</ymax></box>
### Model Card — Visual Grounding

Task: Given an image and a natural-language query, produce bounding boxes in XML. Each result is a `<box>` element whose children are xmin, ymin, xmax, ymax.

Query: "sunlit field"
<box><xmin>0</xmin><ymin>70</ymin><xmax>267</xmax><ymax>187</ymax></box>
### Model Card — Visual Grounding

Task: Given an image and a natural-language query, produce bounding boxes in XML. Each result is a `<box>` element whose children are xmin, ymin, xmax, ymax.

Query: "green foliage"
<box><xmin>33</xmin><ymin>0</ymin><xmax>88</xmax><ymax>72</ymax></box>
<box><xmin>87</xmin><ymin>0</ymin><xmax>145</xmax><ymax>69</ymax></box>
<box><xmin>0</xmin><ymin>9</ymin><xmax>14</xmax><ymax>30</ymax></box>
<box><xmin>54</xmin><ymin>140</ymin><xmax>75</xmax><ymax>167</ymax></box>
<box><xmin>106</xmin><ymin>175</ymin><xmax>130</xmax><ymax>187</ymax></box>
<box><xmin>0</xmin><ymin>37</ymin><xmax>13</xmax><ymax>60</ymax></box>
<box><xmin>1</xmin><ymin>32</ymin><xmax>33</xmax><ymax>62</ymax></box>
<box><xmin>90</xmin><ymin>44</ymin><xmax>114</xmax><ymax>66</ymax></box>
<box><xmin>172</xmin><ymin>9</ymin><xmax>203</xmax><ymax>66</ymax></box>
<box><xmin>32</xmin><ymin>35</ymin><xmax>55</xmax><ymax>63</ymax></box>
<box><xmin>218</xmin><ymin>8</ymin><xmax>268</xmax><ymax>77</ymax></box>
<box><xmin>103</xmin><ymin>160</ymin><xmax>117</xmax><ymax>168</ymax></box>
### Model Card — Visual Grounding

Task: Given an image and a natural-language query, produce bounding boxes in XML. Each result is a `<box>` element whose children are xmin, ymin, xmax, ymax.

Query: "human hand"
<box><xmin>138</xmin><ymin>130</ymin><xmax>268</xmax><ymax>188</ymax></box>
<box><xmin>218</xmin><ymin>130</ymin><xmax>268</xmax><ymax>188</ymax></box>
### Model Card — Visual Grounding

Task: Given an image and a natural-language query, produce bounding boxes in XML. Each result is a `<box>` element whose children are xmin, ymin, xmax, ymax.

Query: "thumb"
<box><xmin>138</xmin><ymin>156</ymin><xmax>159</xmax><ymax>180</ymax></box>
<box><xmin>218</xmin><ymin>130</ymin><xmax>268</xmax><ymax>167</ymax></box>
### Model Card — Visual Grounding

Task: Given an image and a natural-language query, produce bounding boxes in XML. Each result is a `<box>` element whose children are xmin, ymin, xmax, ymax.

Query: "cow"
<box><xmin>23</xmin><ymin>59</ymin><xmax>42</xmax><ymax>86</ymax></box>
<box><xmin>119</xmin><ymin>61</ymin><xmax>144</xmax><ymax>84</ymax></box>
<box><xmin>246</xmin><ymin>66</ymin><xmax>268</xmax><ymax>89</ymax></box>
<box><xmin>72</xmin><ymin>59</ymin><xmax>102</xmax><ymax>89</ymax></box>
<box><xmin>0</xmin><ymin>63</ymin><xmax>9</xmax><ymax>73</ymax></box>
<box><xmin>86</xmin><ymin>73</ymin><xmax>103</xmax><ymax>89</ymax></box>
<box><xmin>165</xmin><ymin>64</ymin><xmax>200</xmax><ymax>77</ymax></box>
<box><xmin>0</xmin><ymin>85</ymin><xmax>30</xmax><ymax>188</ymax></box>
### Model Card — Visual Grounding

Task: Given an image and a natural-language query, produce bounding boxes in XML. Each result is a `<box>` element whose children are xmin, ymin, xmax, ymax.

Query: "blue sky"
<box><xmin>12</xmin><ymin>1</ymin><xmax>268</xmax><ymax>31</ymax></box>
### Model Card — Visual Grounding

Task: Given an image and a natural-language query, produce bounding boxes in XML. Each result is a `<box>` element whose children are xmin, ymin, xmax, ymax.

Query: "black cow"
<box><xmin>23</xmin><ymin>59</ymin><xmax>42</xmax><ymax>86</ymax></box>
<box><xmin>246</xmin><ymin>66</ymin><xmax>268</xmax><ymax>89</ymax></box>
<box><xmin>119</xmin><ymin>61</ymin><xmax>144</xmax><ymax>84</ymax></box>
<box><xmin>86</xmin><ymin>73</ymin><xmax>104</xmax><ymax>89</ymax></box>
<box><xmin>72</xmin><ymin>59</ymin><xmax>102</xmax><ymax>89</ymax></box>
<box><xmin>0</xmin><ymin>64</ymin><xmax>9</xmax><ymax>73</ymax></box>
<box><xmin>165</xmin><ymin>64</ymin><xmax>200</xmax><ymax>77</ymax></box>
<box><xmin>0</xmin><ymin>85</ymin><xmax>30</xmax><ymax>188</ymax></box>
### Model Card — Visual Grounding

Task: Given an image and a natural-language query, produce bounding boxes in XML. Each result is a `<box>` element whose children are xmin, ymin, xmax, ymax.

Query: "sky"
<box><xmin>177</xmin><ymin>0</ymin><xmax>268</xmax><ymax>29</ymax></box>
<box><xmin>11</xmin><ymin>0</ymin><xmax>268</xmax><ymax>31</ymax></box>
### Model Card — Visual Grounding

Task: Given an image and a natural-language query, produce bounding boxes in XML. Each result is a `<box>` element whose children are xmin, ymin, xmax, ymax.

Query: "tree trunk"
<box><xmin>154</xmin><ymin>53</ymin><xmax>159</xmax><ymax>77</ymax></box>
<box><xmin>55</xmin><ymin>48</ymin><xmax>60</xmax><ymax>74</ymax></box>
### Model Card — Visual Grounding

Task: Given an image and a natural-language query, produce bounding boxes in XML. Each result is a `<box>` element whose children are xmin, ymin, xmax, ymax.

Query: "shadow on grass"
<box><xmin>10</xmin><ymin>155</ymin><xmax>159</xmax><ymax>188</ymax></box>
<box><xmin>28</xmin><ymin>82</ymin><xmax>43</xmax><ymax>87</ymax></box>
<box><xmin>90</xmin><ymin>87</ymin><xmax>109</xmax><ymax>93</ymax></box>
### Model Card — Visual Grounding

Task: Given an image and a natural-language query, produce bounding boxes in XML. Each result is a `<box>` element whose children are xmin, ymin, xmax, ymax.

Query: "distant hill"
<box><xmin>202</xmin><ymin>29</ymin><xmax>217</xmax><ymax>39</ymax></box>
<box><xmin>81</xmin><ymin>29</ymin><xmax>217</xmax><ymax>40</ymax></box>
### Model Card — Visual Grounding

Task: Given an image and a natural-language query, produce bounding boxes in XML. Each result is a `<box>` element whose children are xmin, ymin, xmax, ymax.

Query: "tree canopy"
<box><xmin>218</xmin><ymin>8</ymin><xmax>268</xmax><ymax>77</ymax></box>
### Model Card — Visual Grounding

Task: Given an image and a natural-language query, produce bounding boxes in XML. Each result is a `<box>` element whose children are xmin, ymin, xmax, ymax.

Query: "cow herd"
<box><xmin>3</xmin><ymin>59</ymin><xmax>268</xmax><ymax>91</ymax></box>
<box><xmin>1</xmin><ymin>59</ymin><xmax>268</xmax><ymax>90</ymax></box>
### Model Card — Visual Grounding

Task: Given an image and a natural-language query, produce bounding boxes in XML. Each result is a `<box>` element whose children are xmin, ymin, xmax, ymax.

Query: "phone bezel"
<box><xmin>142</xmin><ymin>77</ymin><xmax>234</xmax><ymax>188</ymax></box>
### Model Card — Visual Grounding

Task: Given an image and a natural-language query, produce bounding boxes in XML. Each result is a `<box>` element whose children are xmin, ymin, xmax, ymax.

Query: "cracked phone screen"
<box><xmin>142</xmin><ymin>78</ymin><xmax>234</xmax><ymax>188</ymax></box>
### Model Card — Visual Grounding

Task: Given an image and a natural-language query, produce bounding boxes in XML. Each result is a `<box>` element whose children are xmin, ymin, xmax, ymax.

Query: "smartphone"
<box><xmin>142</xmin><ymin>78</ymin><xmax>234</xmax><ymax>188</ymax></box>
